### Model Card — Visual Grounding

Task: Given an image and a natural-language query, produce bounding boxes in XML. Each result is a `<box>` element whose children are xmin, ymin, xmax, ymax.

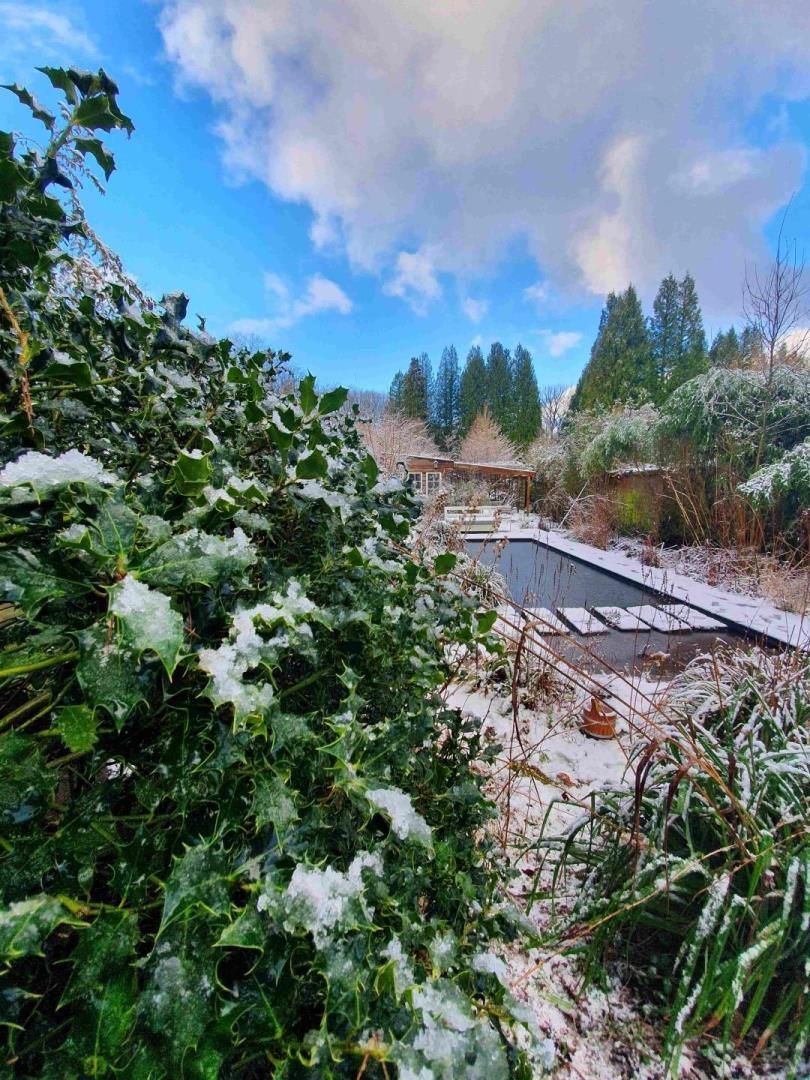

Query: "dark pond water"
<box><xmin>465</xmin><ymin>538</ymin><xmax>744</xmax><ymax>673</ymax></box>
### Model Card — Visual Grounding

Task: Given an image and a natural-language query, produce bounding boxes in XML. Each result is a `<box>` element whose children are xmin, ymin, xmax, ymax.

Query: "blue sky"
<box><xmin>2</xmin><ymin>1</ymin><xmax>809</xmax><ymax>393</ymax></box>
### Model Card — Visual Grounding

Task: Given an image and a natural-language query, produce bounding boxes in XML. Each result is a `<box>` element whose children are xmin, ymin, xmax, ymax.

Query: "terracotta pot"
<box><xmin>580</xmin><ymin>697</ymin><xmax>617</xmax><ymax>740</ymax></box>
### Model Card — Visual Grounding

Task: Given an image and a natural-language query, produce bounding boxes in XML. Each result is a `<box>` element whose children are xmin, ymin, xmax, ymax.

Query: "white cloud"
<box><xmin>461</xmin><ymin>296</ymin><xmax>488</xmax><ymax>323</ymax></box>
<box><xmin>159</xmin><ymin>0</ymin><xmax>810</xmax><ymax>316</ymax></box>
<box><xmin>469</xmin><ymin>334</ymin><xmax>482</xmax><ymax>349</ymax></box>
<box><xmin>523</xmin><ymin>281</ymin><xmax>550</xmax><ymax>307</ymax></box>
<box><xmin>0</xmin><ymin>3</ymin><xmax>97</xmax><ymax>59</ymax></box>
<box><xmin>540</xmin><ymin>330</ymin><xmax>583</xmax><ymax>357</ymax></box>
<box><xmin>383</xmin><ymin>247</ymin><xmax>442</xmax><ymax>314</ymax></box>
<box><xmin>230</xmin><ymin>272</ymin><xmax>352</xmax><ymax>336</ymax></box>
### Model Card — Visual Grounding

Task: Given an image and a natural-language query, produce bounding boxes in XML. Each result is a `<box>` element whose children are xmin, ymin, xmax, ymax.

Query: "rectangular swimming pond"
<box><xmin>465</xmin><ymin>537</ymin><xmax>746</xmax><ymax>673</ymax></box>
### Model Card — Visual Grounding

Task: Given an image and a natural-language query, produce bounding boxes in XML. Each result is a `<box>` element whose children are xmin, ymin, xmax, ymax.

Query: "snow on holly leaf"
<box><xmin>0</xmin><ymin>449</ymin><xmax>119</xmax><ymax>501</ymax></box>
<box><xmin>0</xmin><ymin>896</ymin><xmax>83</xmax><ymax>961</ymax></box>
<box><xmin>197</xmin><ymin>580</ymin><xmax>323</xmax><ymax>722</ymax></box>
<box><xmin>366</xmin><ymin>786</ymin><xmax>432</xmax><ymax>846</ymax></box>
<box><xmin>110</xmin><ymin>575</ymin><xmax>184</xmax><ymax>676</ymax></box>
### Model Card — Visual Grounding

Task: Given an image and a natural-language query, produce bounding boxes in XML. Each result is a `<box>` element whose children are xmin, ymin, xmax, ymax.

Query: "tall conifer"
<box><xmin>432</xmin><ymin>345</ymin><xmax>461</xmax><ymax>450</ymax></box>
<box><xmin>509</xmin><ymin>344</ymin><xmax>542</xmax><ymax>446</ymax></box>
<box><xmin>459</xmin><ymin>345</ymin><xmax>488</xmax><ymax>434</ymax></box>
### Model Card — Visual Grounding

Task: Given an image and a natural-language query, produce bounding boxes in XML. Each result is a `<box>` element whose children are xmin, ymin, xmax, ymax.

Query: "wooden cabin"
<box><xmin>403</xmin><ymin>455</ymin><xmax>533</xmax><ymax>510</ymax></box>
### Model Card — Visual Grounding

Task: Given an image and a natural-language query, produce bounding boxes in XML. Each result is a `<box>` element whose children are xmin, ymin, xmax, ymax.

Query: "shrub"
<box><xmin>739</xmin><ymin>439</ymin><xmax>810</xmax><ymax>544</ymax></box>
<box><xmin>539</xmin><ymin>648</ymin><xmax>810</xmax><ymax>1075</ymax></box>
<box><xmin>659</xmin><ymin>366</ymin><xmax>810</xmax><ymax>472</ymax></box>
<box><xmin>0</xmin><ymin>70</ymin><xmax>542</xmax><ymax>1078</ymax></box>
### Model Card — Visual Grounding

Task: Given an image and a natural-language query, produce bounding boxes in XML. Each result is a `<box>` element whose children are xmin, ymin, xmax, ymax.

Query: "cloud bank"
<box><xmin>230</xmin><ymin>273</ymin><xmax>352</xmax><ymax>337</ymax></box>
<box><xmin>159</xmin><ymin>0</ymin><xmax>810</xmax><ymax>315</ymax></box>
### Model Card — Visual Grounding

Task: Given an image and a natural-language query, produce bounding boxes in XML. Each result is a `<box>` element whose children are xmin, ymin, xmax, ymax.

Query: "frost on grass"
<box><xmin>258</xmin><ymin>851</ymin><xmax>382</xmax><ymax>948</ymax></box>
<box><xmin>110</xmin><ymin>575</ymin><xmax>184</xmax><ymax>676</ymax></box>
<box><xmin>0</xmin><ymin>449</ymin><xmax>118</xmax><ymax>500</ymax></box>
<box><xmin>366</xmin><ymin>787</ymin><xmax>432</xmax><ymax>845</ymax></box>
<box><xmin>198</xmin><ymin>580</ymin><xmax>322</xmax><ymax>721</ymax></box>
<box><xmin>392</xmin><ymin>979</ymin><xmax>510</xmax><ymax>1080</ymax></box>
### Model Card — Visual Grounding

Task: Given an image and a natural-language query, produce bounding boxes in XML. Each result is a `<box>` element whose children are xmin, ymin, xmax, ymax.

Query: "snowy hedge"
<box><xmin>0</xmin><ymin>70</ymin><xmax>543</xmax><ymax>1077</ymax></box>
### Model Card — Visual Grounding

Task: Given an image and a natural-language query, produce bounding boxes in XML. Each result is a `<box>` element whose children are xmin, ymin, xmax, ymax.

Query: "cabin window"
<box><xmin>426</xmin><ymin>471</ymin><xmax>441</xmax><ymax>495</ymax></box>
<box><xmin>410</xmin><ymin>471</ymin><xmax>424</xmax><ymax>494</ymax></box>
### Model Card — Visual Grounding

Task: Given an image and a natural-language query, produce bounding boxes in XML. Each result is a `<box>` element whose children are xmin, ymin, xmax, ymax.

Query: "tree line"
<box><xmin>569</xmin><ymin>271</ymin><xmax>789</xmax><ymax>413</ymax></box>
<box><xmin>388</xmin><ymin>342</ymin><xmax>542</xmax><ymax>450</ymax></box>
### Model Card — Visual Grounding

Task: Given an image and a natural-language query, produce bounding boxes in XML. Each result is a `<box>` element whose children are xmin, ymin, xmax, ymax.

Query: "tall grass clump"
<box><xmin>539</xmin><ymin>647</ymin><xmax>810</xmax><ymax>1075</ymax></box>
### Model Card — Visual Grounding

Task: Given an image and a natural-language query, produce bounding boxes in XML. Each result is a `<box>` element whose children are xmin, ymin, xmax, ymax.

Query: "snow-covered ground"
<box><xmin>445</xmin><ymin>673</ymin><xmax>794</xmax><ymax>1078</ymax></box>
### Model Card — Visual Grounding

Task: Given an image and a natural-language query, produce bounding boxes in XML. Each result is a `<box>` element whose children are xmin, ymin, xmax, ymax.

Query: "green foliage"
<box><xmin>459</xmin><ymin>345</ymin><xmax>488</xmax><ymax>435</ymax></box>
<box><xmin>658</xmin><ymin>365</ymin><xmax>810</xmax><ymax>472</ymax></box>
<box><xmin>539</xmin><ymin>649</ymin><xmax>810</xmax><ymax>1075</ymax></box>
<box><xmin>508</xmin><ymin>345</ymin><xmax>541</xmax><ymax>448</ymax></box>
<box><xmin>485</xmin><ymin>342</ymin><xmax>513</xmax><ymax>435</ymax></box>
<box><xmin>431</xmin><ymin>345</ymin><xmax>460</xmax><ymax>450</ymax></box>
<box><xmin>396</xmin><ymin>354</ymin><xmax>432</xmax><ymax>421</ymax></box>
<box><xmin>570</xmin><ymin>286</ymin><xmax>653</xmax><ymax>412</ymax></box>
<box><xmin>0</xmin><ymin>71</ymin><xmax>541</xmax><ymax>1078</ymax></box>
<box><xmin>649</xmin><ymin>272</ymin><xmax>707</xmax><ymax>398</ymax></box>
<box><xmin>739</xmin><ymin>438</ymin><xmax>810</xmax><ymax>538</ymax></box>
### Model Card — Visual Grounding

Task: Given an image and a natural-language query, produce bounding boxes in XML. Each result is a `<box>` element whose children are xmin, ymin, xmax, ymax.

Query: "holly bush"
<box><xmin>0</xmin><ymin>70</ymin><xmax>539</xmax><ymax>1078</ymax></box>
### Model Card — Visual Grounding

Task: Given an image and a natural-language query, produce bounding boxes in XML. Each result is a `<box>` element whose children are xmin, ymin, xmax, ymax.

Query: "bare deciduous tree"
<box><xmin>344</xmin><ymin>388</ymin><xmax>388</xmax><ymax>422</ymax></box>
<box><xmin>539</xmin><ymin>383</ymin><xmax>571</xmax><ymax>436</ymax></box>
<box><xmin>358</xmin><ymin>410</ymin><xmax>438</xmax><ymax>476</ymax></box>
<box><xmin>743</xmin><ymin>207</ymin><xmax>809</xmax><ymax>382</ymax></box>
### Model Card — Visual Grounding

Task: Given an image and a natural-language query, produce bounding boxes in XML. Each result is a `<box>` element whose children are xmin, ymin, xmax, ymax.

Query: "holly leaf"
<box><xmin>296</xmin><ymin>450</ymin><xmax>328</xmax><ymax>480</ymax></box>
<box><xmin>0</xmin><ymin>896</ymin><xmax>82</xmax><ymax>962</ymax></box>
<box><xmin>160</xmin><ymin>845</ymin><xmax>230</xmax><ymax>930</ymax></box>
<box><xmin>73</xmin><ymin>94</ymin><xmax>132</xmax><ymax>134</ymax></box>
<box><xmin>433</xmin><ymin>553</ymin><xmax>457</xmax><ymax>576</ymax></box>
<box><xmin>76</xmin><ymin>622</ymin><xmax>150</xmax><ymax>728</ymax></box>
<box><xmin>0</xmin><ymin>732</ymin><xmax>55</xmax><ymax>826</ymax></box>
<box><xmin>109</xmin><ymin>576</ymin><xmax>183</xmax><ymax>676</ymax></box>
<box><xmin>36</xmin><ymin>66</ymin><xmax>79</xmax><ymax>104</ymax></box>
<box><xmin>2</xmin><ymin>84</ymin><xmax>54</xmax><ymax>129</ymax></box>
<box><xmin>172</xmin><ymin>449</ymin><xmax>211</xmax><ymax>497</ymax></box>
<box><xmin>477</xmin><ymin>610</ymin><xmax>498</xmax><ymax>633</ymax></box>
<box><xmin>0</xmin><ymin>549</ymin><xmax>89</xmax><ymax>617</ymax></box>
<box><xmin>217</xmin><ymin>905</ymin><xmax>265</xmax><ymax>951</ymax></box>
<box><xmin>53</xmin><ymin>704</ymin><xmax>98</xmax><ymax>752</ymax></box>
<box><xmin>299</xmin><ymin>373</ymin><xmax>317</xmax><ymax>415</ymax></box>
<box><xmin>318</xmin><ymin>387</ymin><xmax>349</xmax><ymax>415</ymax></box>
<box><xmin>139</xmin><ymin>528</ymin><xmax>257</xmax><ymax>589</ymax></box>
<box><xmin>0</xmin><ymin>158</ymin><xmax>27</xmax><ymax>203</ymax></box>
<box><xmin>61</xmin><ymin>910</ymin><xmax>138</xmax><ymax>1006</ymax></box>
<box><xmin>74</xmin><ymin>137</ymin><xmax>116</xmax><ymax>180</ymax></box>
<box><xmin>42</xmin><ymin>354</ymin><xmax>94</xmax><ymax>387</ymax></box>
<box><xmin>253</xmin><ymin>773</ymin><xmax>298</xmax><ymax>844</ymax></box>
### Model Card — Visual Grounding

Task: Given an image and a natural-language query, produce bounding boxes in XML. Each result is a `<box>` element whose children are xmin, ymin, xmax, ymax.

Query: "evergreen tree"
<box><xmin>509</xmin><ymin>344</ymin><xmax>542</xmax><ymax>446</ymax></box>
<box><xmin>398</xmin><ymin>356</ymin><xmax>429</xmax><ymax>420</ymax></box>
<box><xmin>486</xmin><ymin>341</ymin><xmax>514</xmax><ymax>433</ymax></box>
<box><xmin>459</xmin><ymin>345</ymin><xmax>488</xmax><ymax>434</ymax></box>
<box><xmin>432</xmin><ymin>345</ymin><xmax>461</xmax><ymax>450</ymax></box>
<box><xmin>388</xmin><ymin>370</ymin><xmax>404</xmax><ymax>411</ymax></box>
<box><xmin>709</xmin><ymin>327</ymin><xmax>741</xmax><ymax>368</ymax></box>
<box><xmin>650</xmin><ymin>273</ymin><xmax>681</xmax><ymax>388</ymax></box>
<box><xmin>571</xmin><ymin>286</ymin><xmax>653</xmax><ymax>411</ymax></box>
<box><xmin>649</xmin><ymin>272</ymin><xmax>707</xmax><ymax>397</ymax></box>
<box><xmin>671</xmin><ymin>272</ymin><xmax>707</xmax><ymax>389</ymax></box>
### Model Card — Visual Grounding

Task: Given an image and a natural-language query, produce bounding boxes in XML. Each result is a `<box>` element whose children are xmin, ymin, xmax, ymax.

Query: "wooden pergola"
<box><xmin>404</xmin><ymin>455</ymin><xmax>533</xmax><ymax>510</ymax></box>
